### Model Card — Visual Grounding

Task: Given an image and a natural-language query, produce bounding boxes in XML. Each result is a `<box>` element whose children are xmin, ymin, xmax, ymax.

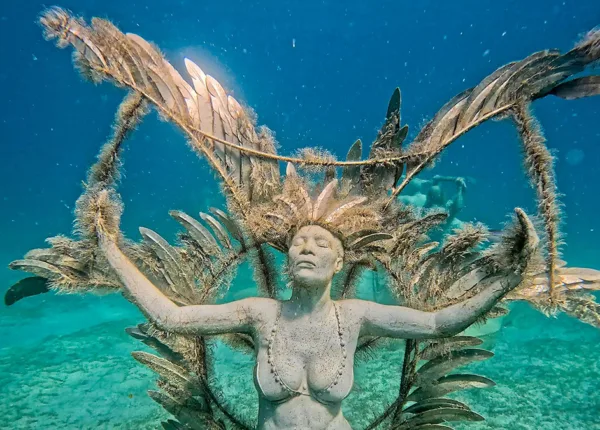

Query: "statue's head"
<box><xmin>426</xmin><ymin>184</ymin><xmax>445</xmax><ymax>207</ymax></box>
<box><xmin>252</xmin><ymin>178</ymin><xmax>387</xmax><ymax>288</ymax></box>
<box><xmin>288</xmin><ymin>225</ymin><xmax>344</xmax><ymax>287</ymax></box>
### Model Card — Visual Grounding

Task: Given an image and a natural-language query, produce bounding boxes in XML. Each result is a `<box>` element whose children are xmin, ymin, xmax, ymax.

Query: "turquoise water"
<box><xmin>1</xmin><ymin>1</ymin><xmax>600</xmax><ymax>429</ymax></box>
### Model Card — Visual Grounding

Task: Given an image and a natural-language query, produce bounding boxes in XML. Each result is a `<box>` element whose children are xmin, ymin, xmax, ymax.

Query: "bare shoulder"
<box><xmin>335</xmin><ymin>298</ymin><xmax>370</xmax><ymax>323</ymax></box>
<box><xmin>235</xmin><ymin>296</ymin><xmax>279</xmax><ymax>327</ymax></box>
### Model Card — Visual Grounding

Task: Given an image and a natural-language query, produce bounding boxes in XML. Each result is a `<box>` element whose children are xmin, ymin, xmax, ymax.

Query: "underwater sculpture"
<box><xmin>7</xmin><ymin>6</ymin><xmax>600</xmax><ymax>430</ymax></box>
<box><xmin>398</xmin><ymin>175</ymin><xmax>468</xmax><ymax>233</ymax></box>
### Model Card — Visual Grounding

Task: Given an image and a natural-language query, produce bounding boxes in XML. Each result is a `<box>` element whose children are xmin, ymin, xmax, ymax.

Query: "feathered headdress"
<box><xmin>247</xmin><ymin>171</ymin><xmax>394</xmax><ymax>259</ymax></box>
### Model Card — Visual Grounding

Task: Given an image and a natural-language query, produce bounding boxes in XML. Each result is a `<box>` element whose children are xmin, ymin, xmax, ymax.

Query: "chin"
<box><xmin>292</xmin><ymin>271</ymin><xmax>317</xmax><ymax>284</ymax></box>
<box><xmin>292</xmin><ymin>270</ymin><xmax>330</xmax><ymax>287</ymax></box>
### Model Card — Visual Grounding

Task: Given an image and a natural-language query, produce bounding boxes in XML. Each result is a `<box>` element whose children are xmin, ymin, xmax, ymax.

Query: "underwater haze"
<box><xmin>1</xmin><ymin>0</ymin><xmax>600</xmax><ymax>429</ymax></box>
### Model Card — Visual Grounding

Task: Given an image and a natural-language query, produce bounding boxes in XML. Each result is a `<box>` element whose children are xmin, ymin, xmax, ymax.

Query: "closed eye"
<box><xmin>292</xmin><ymin>237</ymin><xmax>305</xmax><ymax>246</ymax></box>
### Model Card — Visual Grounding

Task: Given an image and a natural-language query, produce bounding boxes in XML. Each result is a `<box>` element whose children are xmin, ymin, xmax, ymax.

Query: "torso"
<box><xmin>252</xmin><ymin>299</ymin><xmax>362</xmax><ymax>430</ymax></box>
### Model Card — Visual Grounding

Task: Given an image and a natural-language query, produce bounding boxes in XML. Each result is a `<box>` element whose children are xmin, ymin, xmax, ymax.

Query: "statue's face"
<box><xmin>427</xmin><ymin>185</ymin><xmax>444</xmax><ymax>206</ymax></box>
<box><xmin>288</xmin><ymin>225</ymin><xmax>343</xmax><ymax>286</ymax></box>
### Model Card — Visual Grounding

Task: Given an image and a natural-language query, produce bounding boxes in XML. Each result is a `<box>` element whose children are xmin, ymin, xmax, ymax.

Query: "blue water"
<box><xmin>1</xmin><ymin>1</ymin><xmax>599</xmax><ymax>429</ymax></box>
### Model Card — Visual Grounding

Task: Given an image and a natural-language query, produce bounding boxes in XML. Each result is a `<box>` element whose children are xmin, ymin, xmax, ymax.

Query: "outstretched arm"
<box><xmin>446</xmin><ymin>178</ymin><xmax>466</xmax><ymax>220</ymax></box>
<box><xmin>357</xmin><ymin>272</ymin><xmax>520</xmax><ymax>339</ymax></box>
<box><xmin>100</xmin><ymin>236</ymin><xmax>264</xmax><ymax>335</ymax></box>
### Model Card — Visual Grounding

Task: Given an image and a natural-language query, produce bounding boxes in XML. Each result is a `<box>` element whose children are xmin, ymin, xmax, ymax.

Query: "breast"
<box><xmin>253</xmin><ymin>352</ymin><xmax>354</xmax><ymax>405</ymax></box>
<box><xmin>253</xmin><ymin>301</ymin><xmax>358</xmax><ymax>406</ymax></box>
<box><xmin>307</xmin><ymin>359</ymin><xmax>354</xmax><ymax>404</ymax></box>
<box><xmin>254</xmin><ymin>360</ymin><xmax>295</xmax><ymax>403</ymax></box>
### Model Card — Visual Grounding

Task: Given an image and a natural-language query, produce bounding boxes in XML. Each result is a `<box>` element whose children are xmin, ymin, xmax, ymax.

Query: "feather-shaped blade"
<box><xmin>286</xmin><ymin>162</ymin><xmax>298</xmax><ymax>178</ymax></box>
<box><xmin>148</xmin><ymin>391</ymin><xmax>213</xmax><ymax>430</ymax></box>
<box><xmin>209</xmin><ymin>207</ymin><xmax>244</xmax><ymax>243</ymax></box>
<box><xmin>396</xmin><ymin>408</ymin><xmax>484</xmax><ymax>429</ymax></box>
<box><xmin>518</xmin><ymin>37</ymin><xmax>600</xmax><ymax>98</ymax></box>
<box><xmin>183</xmin><ymin>58</ymin><xmax>215</xmax><ymax>135</ymax></box>
<box><xmin>323</xmin><ymin>197</ymin><xmax>367</xmax><ymax>223</ymax></box>
<box><xmin>126</xmin><ymin>326</ymin><xmax>184</xmax><ymax>363</ymax></box>
<box><xmin>148</xmin><ymin>64</ymin><xmax>186</xmax><ymax>115</ymax></box>
<box><xmin>413</xmin><ymin>89</ymin><xmax>473</xmax><ymax>144</ymax></box>
<box><xmin>420</xmin><ymin>336</ymin><xmax>484</xmax><ymax>361</ymax></box>
<box><xmin>403</xmin><ymin>398</ymin><xmax>470</xmax><ymax>415</ymax></box>
<box><xmin>549</xmin><ymin>76</ymin><xmax>600</xmax><ymax>100</ymax></box>
<box><xmin>407</xmin><ymin>374</ymin><xmax>495</xmax><ymax>403</ymax></box>
<box><xmin>313</xmin><ymin>179</ymin><xmax>338</xmax><ymax>220</ymax></box>
<box><xmin>455</xmin><ymin>62</ymin><xmax>517</xmax><ymax>129</ymax></box>
<box><xmin>8</xmin><ymin>259</ymin><xmax>64</xmax><ymax>280</ymax></box>
<box><xmin>483</xmin><ymin>50</ymin><xmax>559</xmax><ymax>111</ymax></box>
<box><xmin>397</xmin><ymin>124</ymin><xmax>409</xmax><ymax>147</ymax></box>
<box><xmin>153</xmin><ymin>384</ymin><xmax>209</xmax><ymax>412</ymax></box>
<box><xmin>4</xmin><ymin>276</ymin><xmax>50</xmax><ymax>306</ymax></box>
<box><xmin>558</xmin><ymin>267</ymin><xmax>600</xmax><ymax>284</ymax></box>
<box><xmin>138</xmin><ymin>227</ymin><xmax>195</xmax><ymax>300</ymax></box>
<box><xmin>199</xmin><ymin>212</ymin><xmax>232</xmax><ymax>249</ymax></box>
<box><xmin>387</xmin><ymin>87</ymin><xmax>401</xmax><ymax>122</ymax></box>
<box><xmin>341</xmin><ymin>139</ymin><xmax>362</xmax><ymax>187</ymax></box>
<box><xmin>416</xmin><ymin>349</ymin><xmax>494</xmax><ymax>386</ymax></box>
<box><xmin>390</xmin><ymin>40</ymin><xmax>600</xmax><ymax>204</ymax></box>
<box><xmin>349</xmin><ymin>232</ymin><xmax>393</xmax><ymax>250</ymax></box>
<box><xmin>207</xmin><ymin>75</ymin><xmax>242</xmax><ymax>182</ymax></box>
<box><xmin>138</xmin><ymin>227</ymin><xmax>182</xmax><ymax>268</ymax></box>
<box><xmin>40</xmin><ymin>7</ymin><xmax>108</xmax><ymax>69</ymax></box>
<box><xmin>119</xmin><ymin>29</ymin><xmax>190</xmax><ymax>116</ymax></box>
<box><xmin>125</xmin><ymin>33</ymin><xmax>163</xmax><ymax>66</ymax></box>
<box><xmin>169</xmin><ymin>210</ymin><xmax>218</xmax><ymax>251</ymax></box>
<box><xmin>24</xmin><ymin>249</ymin><xmax>84</xmax><ymax>270</ymax></box>
<box><xmin>297</xmin><ymin>184</ymin><xmax>313</xmax><ymax>217</ymax></box>
<box><xmin>393</xmin><ymin>213</ymin><xmax>448</xmax><ymax>249</ymax></box>
<box><xmin>132</xmin><ymin>351</ymin><xmax>202</xmax><ymax>395</ymax></box>
<box><xmin>361</xmin><ymin>87</ymin><xmax>406</xmax><ymax>192</ymax></box>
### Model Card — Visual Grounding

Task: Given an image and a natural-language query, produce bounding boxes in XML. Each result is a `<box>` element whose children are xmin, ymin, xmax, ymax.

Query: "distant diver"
<box><xmin>399</xmin><ymin>174</ymin><xmax>468</xmax><ymax>230</ymax></box>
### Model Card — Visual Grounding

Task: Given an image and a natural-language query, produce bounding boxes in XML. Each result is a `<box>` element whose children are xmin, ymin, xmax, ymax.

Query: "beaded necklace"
<box><xmin>267</xmin><ymin>302</ymin><xmax>347</xmax><ymax>396</ymax></box>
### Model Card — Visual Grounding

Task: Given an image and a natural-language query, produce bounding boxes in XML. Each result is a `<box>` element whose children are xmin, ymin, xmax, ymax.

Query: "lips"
<box><xmin>296</xmin><ymin>260</ymin><xmax>316</xmax><ymax>268</ymax></box>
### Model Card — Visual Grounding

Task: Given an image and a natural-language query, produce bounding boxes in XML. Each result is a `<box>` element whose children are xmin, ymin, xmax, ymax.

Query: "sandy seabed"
<box><xmin>1</xmin><ymin>293</ymin><xmax>599</xmax><ymax>430</ymax></box>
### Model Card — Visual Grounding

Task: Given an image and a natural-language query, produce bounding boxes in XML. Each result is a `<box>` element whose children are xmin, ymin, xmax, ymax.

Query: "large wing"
<box><xmin>7</xmin><ymin>88</ymin><xmax>268</xmax><ymax>305</ymax></box>
<box><xmin>40</xmin><ymin>7</ymin><xmax>279</xmax><ymax>215</ymax></box>
<box><xmin>383</xmin><ymin>31</ymin><xmax>600</xmax><ymax>301</ymax></box>
<box><xmin>397</xmin><ymin>33</ymin><xmax>600</xmax><ymax>195</ymax></box>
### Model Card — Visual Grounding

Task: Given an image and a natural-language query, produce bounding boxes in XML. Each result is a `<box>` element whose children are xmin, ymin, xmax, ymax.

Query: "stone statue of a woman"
<box><xmin>98</xmin><ymin>217</ymin><xmax>526</xmax><ymax>429</ymax></box>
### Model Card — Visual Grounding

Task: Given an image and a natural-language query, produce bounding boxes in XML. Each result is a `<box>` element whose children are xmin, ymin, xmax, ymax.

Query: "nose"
<box><xmin>299</xmin><ymin>240</ymin><xmax>315</xmax><ymax>255</ymax></box>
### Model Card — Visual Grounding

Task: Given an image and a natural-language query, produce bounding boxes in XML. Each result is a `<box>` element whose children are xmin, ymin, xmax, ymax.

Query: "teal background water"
<box><xmin>1</xmin><ymin>1</ymin><xmax>599</xmax><ymax>428</ymax></box>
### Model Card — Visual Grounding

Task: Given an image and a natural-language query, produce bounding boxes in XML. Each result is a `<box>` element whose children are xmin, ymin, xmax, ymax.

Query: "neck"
<box><xmin>289</xmin><ymin>280</ymin><xmax>332</xmax><ymax>314</ymax></box>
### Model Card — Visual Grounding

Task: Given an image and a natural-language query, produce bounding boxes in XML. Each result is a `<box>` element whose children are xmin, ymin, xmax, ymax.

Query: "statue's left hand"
<box><xmin>512</xmin><ymin>208</ymin><xmax>540</xmax><ymax>274</ymax></box>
